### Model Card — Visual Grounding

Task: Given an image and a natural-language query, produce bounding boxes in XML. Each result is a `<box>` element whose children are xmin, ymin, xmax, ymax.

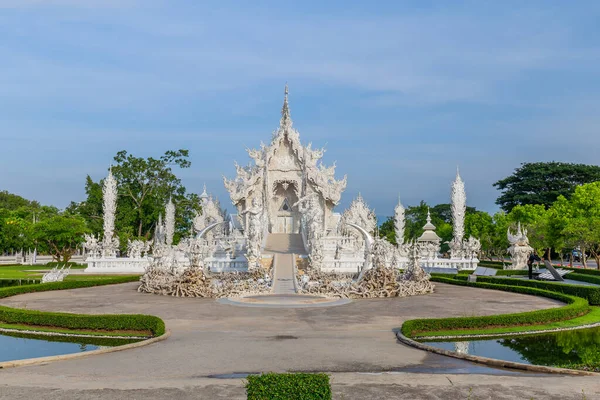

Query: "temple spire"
<box><xmin>280</xmin><ymin>83</ymin><xmax>292</xmax><ymax>129</ymax></box>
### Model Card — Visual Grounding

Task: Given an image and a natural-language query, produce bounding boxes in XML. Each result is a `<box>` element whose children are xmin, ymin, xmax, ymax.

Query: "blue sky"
<box><xmin>1</xmin><ymin>1</ymin><xmax>599</xmax><ymax>218</ymax></box>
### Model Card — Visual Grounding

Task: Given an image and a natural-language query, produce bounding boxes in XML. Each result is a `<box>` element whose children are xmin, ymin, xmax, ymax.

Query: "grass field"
<box><xmin>0</xmin><ymin>264</ymin><xmax>139</xmax><ymax>282</ymax></box>
<box><xmin>415</xmin><ymin>306</ymin><xmax>600</xmax><ymax>338</ymax></box>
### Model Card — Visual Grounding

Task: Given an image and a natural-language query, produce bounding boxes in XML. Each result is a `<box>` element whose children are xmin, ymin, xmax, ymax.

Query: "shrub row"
<box><xmin>0</xmin><ymin>279</ymin><xmax>40</xmax><ymax>287</ymax></box>
<box><xmin>459</xmin><ymin>275</ymin><xmax>600</xmax><ymax>305</ymax></box>
<box><xmin>0</xmin><ymin>276</ymin><xmax>165</xmax><ymax>337</ymax></box>
<box><xmin>568</xmin><ymin>273</ymin><xmax>600</xmax><ymax>285</ymax></box>
<box><xmin>45</xmin><ymin>262</ymin><xmax>87</xmax><ymax>268</ymax></box>
<box><xmin>494</xmin><ymin>270</ymin><xmax>529</xmax><ymax>276</ymax></box>
<box><xmin>246</xmin><ymin>373</ymin><xmax>331</xmax><ymax>400</ymax></box>
<box><xmin>402</xmin><ymin>277</ymin><xmax>589</xmax><ymax>337</ymax></box>
<box><xmin>0</xmin><ymin>276</ymin><xmax>140</xmax><ymax>299</ymax></box>
<box><xmin>564</xmin><ymin>267</ymin><xmax>600</xmax><ymax>276</ymax></box>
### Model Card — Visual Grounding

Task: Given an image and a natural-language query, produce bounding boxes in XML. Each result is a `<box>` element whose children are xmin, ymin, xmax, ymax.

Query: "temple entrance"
<box><xmin>276</xmin><ymin>215</ymin><xmax>296</xmax><ymax>234</ymax></box>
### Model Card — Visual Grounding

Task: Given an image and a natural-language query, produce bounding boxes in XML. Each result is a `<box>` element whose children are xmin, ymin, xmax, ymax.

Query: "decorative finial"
<box><xmin>280</xmin><ymin>83</ymin><xmax>291</xmax><ymax>128</ymax></box>
<box><xmin>427</xmin><ymin>208</ymin><xmax>432</xmax><ymax>223</ymax></box>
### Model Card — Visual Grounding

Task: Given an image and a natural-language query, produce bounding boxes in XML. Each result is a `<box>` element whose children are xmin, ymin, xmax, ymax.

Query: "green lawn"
<box><xmin>0</xmin><ymin>264</ymin><xmax>139</xmax><ymax>282</ymax></box>
<box><xmin>415</xmin><ymin>306</ymin><xmax>600</xmax><ymax>339</ymax></box>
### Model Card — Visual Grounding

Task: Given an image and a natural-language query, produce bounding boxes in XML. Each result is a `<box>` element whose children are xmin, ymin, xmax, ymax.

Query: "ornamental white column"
<box><xmin>102</xmin><ymin>168</ymin><xmax>119</xmax><ymax>257</ymax></box>
<box><xmin>451</xmin><ymin>167</ymin><xmax>466</xmax><ymax>244</ymax></box>
<box><xmin>165</xmin><ymin>197</ymin><xmax>175</xmax><ymax>246</ymax></box>
<box><xmin>394</xmin><ymin>196</ymin><xmax>405</xmax><ymax>246</ymax></box>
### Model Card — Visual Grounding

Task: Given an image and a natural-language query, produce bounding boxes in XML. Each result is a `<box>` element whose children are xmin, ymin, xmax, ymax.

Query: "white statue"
<box><xmin>295</xmin><ymin>193</ymin><xmax>325</xmax><ymax>270</ymax></box>
<box><xmin>127</xmin><ymin>239</ymin><xmax>149</xmax><ymax>259</ymax></box>
<box><xmin>464</xmin><ymin>236</ymin><xmax>481</xmax><ymax>260</ymax></box>
<box><xmin>507</xmin><ymin>223</ymin><xmax>534</xmax><ymax>270</ymax></box>
<box><xmin>83</xmin><ymin>234</ymin><xmax>101</xmax><ymax>258</ymax></box>
<box><xmin>241</xmin><ymin>198</ymin><xmax>263</xmax><ymax>270</ymax></box>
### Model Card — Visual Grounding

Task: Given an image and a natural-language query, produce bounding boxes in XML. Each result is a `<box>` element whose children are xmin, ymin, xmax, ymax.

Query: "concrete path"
<box><xmin>263</xmin><ymin>233</ymin><xmax>306</xmax><ymax>255</ymax></box>
<box><xmin>0</xmin><ymin>282</ymin><xmax>597</xmax><ymax>399</ymax></box>
<box><xmin>272</xmin><ymin>253</ymin><xmax>297</xmax><ymax>294</ymax></box>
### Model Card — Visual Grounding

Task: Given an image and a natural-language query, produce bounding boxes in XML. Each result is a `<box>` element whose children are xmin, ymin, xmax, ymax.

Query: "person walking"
<box><xmin>528</xmin><ymin>252</ymin><xmax>542</xmax><ymax>279</ymax></box>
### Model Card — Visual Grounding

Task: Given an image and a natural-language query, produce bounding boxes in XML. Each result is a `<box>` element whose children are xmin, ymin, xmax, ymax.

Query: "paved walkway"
<box><xmin>272</xmin><ymin>253</ymin><xmax>297</xmax><ymax>294</ymax></box>
<box><xmin>0</xmin><ymin>283</ymin><xmax>598</xmax><ymax>399</ymax></box>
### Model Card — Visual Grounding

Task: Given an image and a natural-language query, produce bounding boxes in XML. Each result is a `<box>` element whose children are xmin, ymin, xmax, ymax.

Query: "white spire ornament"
<box><xmin>165</xmin><ymin>197</ymin><xmax>176</xmax><ymax>246</ymax></box>
<box><xmin>394</xmin><ymin>196</ymin><xmax>405</xmax><ymax>246</ymax></box>
<box><xmin>101</xmin><ymin>168</ymin><xmax>119</xmax><ymax>257</ymax></box>
<box><xmin>449</xmin><ymin>167</ymin><xmax>466</xmax><ymax>259</ymax></box>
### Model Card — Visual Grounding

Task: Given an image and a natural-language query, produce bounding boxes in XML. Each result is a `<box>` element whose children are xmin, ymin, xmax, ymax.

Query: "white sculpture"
<box><xmin>83</xmin><ymin>234</ymin><xmax>101</xmax><ymax>258</ymax></box>
<box><xmin>101</xmin><ymin>169</ymin><xmax>120</xmax><ymax>257</ymax></box>
<box><xmin>507</xmin><ymin>222</ymin><xmax>534</xmax><ymax>270</ymax></box>
<box><xmin>193</xmin><ymin>193</ymin><xmax>225</xmax><ymax>240</ymax></box>
<box><xmin>127</xmin><ymin>239</ymin><xmax>150</xmax><ymax>259</ymax></box>
<box><xmin>449</xmin><ymin>168</ymin><xmax>466</xmax><ymax>259</ymax></box>
<box><xmin>394</xmin><ymin>196</ymin><xmax>405</xmax><ymax>246</ymax></box>
<box><xmin>341</xmin><ymin>194</ymin><xmax>377</xmax><ymax>239</ymax></box>
<box><xmin>42</xmin><ymin>265</ymin><xmax>71</xmax><ymax>283</ymax></box>
<box><xmin>241</xmin><ymin>198</ymin><xmax>263</xmax><ymax>270</ymax></box>
<box><xmin>295</xmin><ymin>193</ymin><xmax>325</xmax><ymax>270</ymax></box>
<box><xmin>165</xmin><ymin>197</ymin><xmax>176</xmax><ymax>246</ymax></box>
<box><xmin>402</xmin><ymin>241</ymin><xmax>429</xmax><ymax>282</ymax></box>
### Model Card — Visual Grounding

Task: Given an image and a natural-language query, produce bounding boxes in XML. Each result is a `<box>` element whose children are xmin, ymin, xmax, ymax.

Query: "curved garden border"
<box><xmin>0</xmin><ymin>330</ymin><xmax>170</xmax><ymax>369</ymax></box>
<box><xmin>395</xmin><ymin>329</ymin><xmax>600</xmax><ymax>377</ymax></box>
<box><xmin>0</xmin><ymin>276</ymin><xmax>168</xmax><ymax>368</ymax></box>
<box><xmin>399</xmin><ymin>277</ymin><xmax>600</xmax><ymax>375</ymax></box>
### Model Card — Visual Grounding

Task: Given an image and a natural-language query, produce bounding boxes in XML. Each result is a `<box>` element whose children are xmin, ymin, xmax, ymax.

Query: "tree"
<box><xmin>33</xmin><ymin>215</ymin><xmax>89</xmax><ymax>262</ymax></box>
<box><xmin>494</xmin><ymin>162</ymin><xmax>600</xmax><ymax>212</ymax></box>
<box><xmin>69</xmin><ymin>150</ymin><xmax>202</xmax><ymax>248</ymax></box>
<box><xmin>559</xmin><ymin>182</ymin><xmax>600</xmax><ymax>268</ymax></box>
<box><xmin>0</xmin><ymin>190</ymin><xmax>39</xmax><ymax>210</ymax></box>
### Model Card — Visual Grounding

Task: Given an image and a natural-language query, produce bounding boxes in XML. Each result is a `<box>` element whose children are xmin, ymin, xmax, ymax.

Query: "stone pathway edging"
<box><xmin>0</xmin><ymin>327</ymin><xmax>149</xmax><ymax>340</ymax></box>
<box><xmin>395</xmin><ymin>328</ymin><xmax>600</xmax><ymax>377</ymax></box>
<box><xmin>0</xmin><ymin>330</ymin><xmax>171</xmax><ymax>370</ymax></box>
<box><xmin>413</xmin><ymin>322</ymin><xmax>600</xmax><ymax>341</ymax></box>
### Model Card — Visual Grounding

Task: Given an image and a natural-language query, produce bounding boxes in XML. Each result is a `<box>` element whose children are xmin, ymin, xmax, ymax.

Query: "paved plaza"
<box><xmin>1</xmin><ymin>282</ymin><xmax>598</xmax><ymax>399</ymax></box>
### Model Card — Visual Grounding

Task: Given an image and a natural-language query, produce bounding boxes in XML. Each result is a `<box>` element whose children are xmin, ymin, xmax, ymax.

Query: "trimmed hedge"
<box><xmin>457</xmin><ymin>276</ymin><xmax>600</xmax><ymax>306</ymax></box>
<box><xmin>402</xmin><ymin>277</ymin><xmax>590</xmax><ymax>337</ymax></box>
<box><xmin>0</xmin><ymin>279</ymin><xmax>40</xmax><ymax>287</ymax></box>
<box><xmin>0</xmin><ymin>276</ymin><xmax>165</xmax><ymax>337</ymax></box>
<box><xmin>246</xmin><ymin>373</ymin><xmax>331</xmax><ymax>400</ymax></box>
<box><xmin>45</xmin><ymin>262</ymin><xmax>87</xmax><ymax>268</ymax></box>
<box><xmin>0</xmin><ymin>276</ymin><xmax>140</xmax><ymax>299</ymax></box>
<box><xmin>494</xmin><ymin>270</ymin><xmax>529</xmax><ymax>276</ymax></box>
<box><xmin>564</xmin><ymin>267</ymin><xmax>600</xmax><ymax>276</ymax></box>
<box><xmin>568</xmin><ymin>273</ymin><xmax>600</xmax><ymax>285</ymax></box>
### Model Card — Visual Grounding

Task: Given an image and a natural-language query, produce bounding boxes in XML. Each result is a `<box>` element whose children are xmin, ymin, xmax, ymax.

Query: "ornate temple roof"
<box><xmin>224</xmin><ymin>85</ymin><xmax>347</xmax><ymax>206</ymax></box>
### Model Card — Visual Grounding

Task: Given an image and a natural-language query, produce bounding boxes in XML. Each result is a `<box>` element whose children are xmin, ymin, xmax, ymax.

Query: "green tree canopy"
<box><xmin>494</xmin><ymin>162</ymin><xmax>600</xmax><ymax>212</ymax></box>
<box><xmin>33</xmin><ymin>215</ymin><xmax>89</xmax><ymax>262</ymax></box>
<box><xmin>69</xmin><ymin>149</ymin><xmax>202</xmax><ymax>249</ymax></box>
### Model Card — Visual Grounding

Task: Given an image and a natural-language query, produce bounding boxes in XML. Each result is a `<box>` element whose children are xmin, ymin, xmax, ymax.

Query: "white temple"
<box><xmin>85</xmin><ymin>86</ymin><xmax>481</xmax><ymax>276</ymax></box>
